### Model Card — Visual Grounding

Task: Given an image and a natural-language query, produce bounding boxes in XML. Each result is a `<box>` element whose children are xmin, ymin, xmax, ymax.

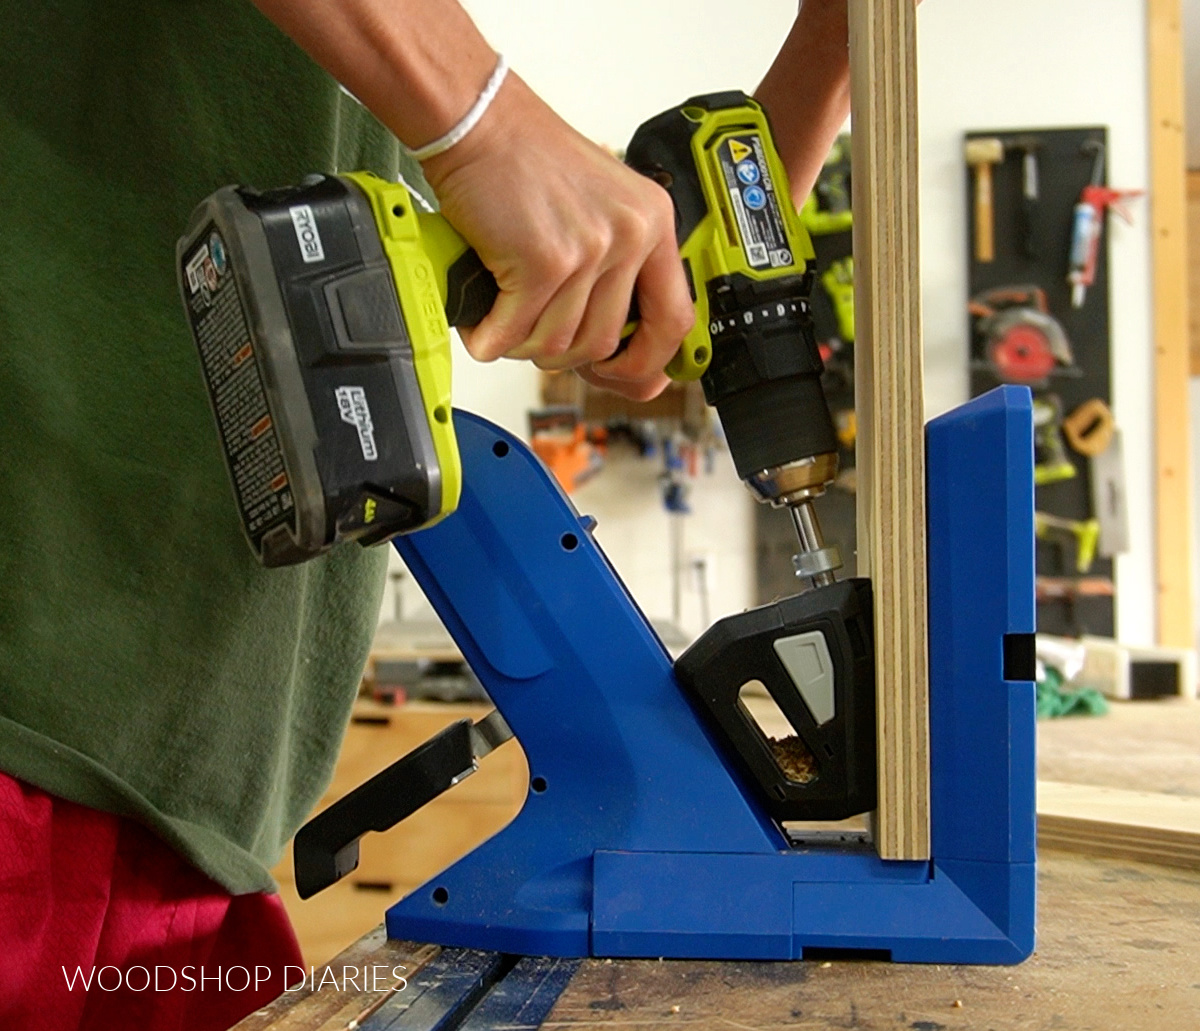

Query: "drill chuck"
<box><xmin>701</xmin><ymin>276</ymin><xmax>837</xmax><ymax>478</ymax></box>
<box><xmin>744</xmin><ymin>451</ymin><xmax>838</xmax><ymax>507</ymax></box>
<box><xmin>698</xmin><ymin>273</ymin><xmax>842</xmax><ymax>588</ymax></box>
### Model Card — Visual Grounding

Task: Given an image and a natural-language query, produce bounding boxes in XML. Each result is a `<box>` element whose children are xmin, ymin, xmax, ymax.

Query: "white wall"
<box><xmin>389</xmin><ymin>0</ymin><xmax>1160</xmax><ymax>645</ymax></box>
<box><xmin>461</xmin><ymin>0</ymin><xmax>799</xmax><ymax>150</ymax></box>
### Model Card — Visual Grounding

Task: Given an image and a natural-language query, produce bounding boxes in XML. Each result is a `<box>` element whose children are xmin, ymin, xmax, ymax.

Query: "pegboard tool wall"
<box><xmin>965</xmin><ymin>126</ymin><xmax>1114</xmax><ymax>637</ymax></box>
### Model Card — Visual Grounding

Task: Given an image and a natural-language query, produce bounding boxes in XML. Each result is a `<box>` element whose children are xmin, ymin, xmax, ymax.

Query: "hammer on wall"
<box><xmin>965</xmin><ymin>136</ymin><xmax>1004</xmax><ymax>263</ymax></box>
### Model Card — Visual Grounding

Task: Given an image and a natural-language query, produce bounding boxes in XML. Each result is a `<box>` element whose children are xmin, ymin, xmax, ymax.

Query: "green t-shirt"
<box><xmin>0</xmin><ymin>2</ymin><xmax>427</xmax><ymax>893</ymax></box>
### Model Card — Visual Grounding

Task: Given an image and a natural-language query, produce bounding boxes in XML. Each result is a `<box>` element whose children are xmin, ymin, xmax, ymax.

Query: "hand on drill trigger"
<box><xmin>422</xmin><ymin>74</ymin><xmax>695</xmax><ymax>401</ymax></box>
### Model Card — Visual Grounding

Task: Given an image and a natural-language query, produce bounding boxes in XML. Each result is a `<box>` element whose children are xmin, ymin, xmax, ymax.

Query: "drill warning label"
<box><xmin>717</xmin><ymin>133</ymin><xmax>792</xmax><ymax>270</ymax></box>
<box><xmin>181</xmin><ymin>224</ymin><xmax>295</xmax><ymax>547</ymax></box>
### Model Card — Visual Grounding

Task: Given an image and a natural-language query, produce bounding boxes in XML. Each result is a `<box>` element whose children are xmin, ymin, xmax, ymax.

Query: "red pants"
<box><xmin>0</xmin><ymin>773</ymin><xmax>303</xmax><ymax>1031</ymax></box>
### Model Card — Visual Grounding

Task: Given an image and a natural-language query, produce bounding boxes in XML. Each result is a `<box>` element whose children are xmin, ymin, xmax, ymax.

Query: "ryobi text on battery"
<box><xmin>290</xmin><ymin>204</ymin><xmax>325</xmax><ymax>264</ymax></box>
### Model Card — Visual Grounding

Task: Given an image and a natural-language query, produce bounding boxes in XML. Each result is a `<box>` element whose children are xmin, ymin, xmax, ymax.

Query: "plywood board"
<box><xmin>1037</xmin><ymin>697</ymin><xmax>1200</xmax><ymax>794</ymax></box>
<box><xmin>1037</xmin><ymin>779</ymin><xmax>1200</xmax><ymax>870</ymax></box>
<box><xmin>848</xmin><ymin>0</ymin><xmax>930</xmax><ymax>860</ymax></box>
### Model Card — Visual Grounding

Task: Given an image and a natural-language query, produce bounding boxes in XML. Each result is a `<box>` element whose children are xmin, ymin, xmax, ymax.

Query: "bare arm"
<box><xmin>754</xmin><ymin>0</ymin><xmax>851</xmax><ymax>205</ymax></box>
<box><xmin>250</xmin><ymin>0</ymin><xmax>693</xmax><ymax>400</ymax></box>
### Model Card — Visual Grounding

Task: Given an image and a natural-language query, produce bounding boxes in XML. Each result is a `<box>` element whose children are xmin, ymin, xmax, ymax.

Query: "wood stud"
<box><xmin>1147</xmin><ymin>0</ymin><xmax>1196</xmax><ymax>648</ymax></box>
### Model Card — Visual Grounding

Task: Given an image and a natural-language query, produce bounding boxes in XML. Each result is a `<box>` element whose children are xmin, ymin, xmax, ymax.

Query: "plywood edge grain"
<box><xmin>849</xmin><ymin>0</ymin><xmax>931</xmax><ymax>860</ymax></box>
<box><xmin>1037</xmin><ymin>780</ymin><xmax>1200</xmax><ymax>870</ymax></box>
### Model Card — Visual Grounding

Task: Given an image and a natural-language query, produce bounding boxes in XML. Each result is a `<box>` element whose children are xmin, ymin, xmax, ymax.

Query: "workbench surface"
<box><xmin>235</xmin><ymin>849</ymin><xmax>1200</xmax><ymax>1030</ymax></box>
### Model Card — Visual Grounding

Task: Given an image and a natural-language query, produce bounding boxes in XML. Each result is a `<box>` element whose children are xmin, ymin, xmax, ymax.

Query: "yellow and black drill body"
<box><xmin>179</xmin><ymin>91</ymin><xmax>842</xmax><ymax>577</ymax></box>
<box><xmin>623</xmin><ymin>92</ymin><xmax>843</xmax><ymax>584</ymax></box>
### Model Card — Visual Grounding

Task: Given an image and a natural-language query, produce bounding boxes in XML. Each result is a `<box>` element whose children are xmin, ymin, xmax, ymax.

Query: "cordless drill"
<box><xmin>178</xmin><ymin>91</ymin><xmax>842</xmax><ymax>585</ymax></box>
<box><xmin>179</xmin><ymin>91</ymin><xmax>874</xmax><ymax>822</ymax></box>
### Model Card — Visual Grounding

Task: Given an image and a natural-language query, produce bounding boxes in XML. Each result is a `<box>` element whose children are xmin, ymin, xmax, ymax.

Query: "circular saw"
<box><xmin>969</xmin><ymin>285</ymin><xmax>1073</xmax><ymax>386</ymax></box>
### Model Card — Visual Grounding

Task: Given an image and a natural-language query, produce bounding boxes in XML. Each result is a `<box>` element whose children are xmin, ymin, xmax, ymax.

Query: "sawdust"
<box><xmin>769</xmin><ymin>735</ymin><xmax>818</xmax><ymax>783</ymax></box>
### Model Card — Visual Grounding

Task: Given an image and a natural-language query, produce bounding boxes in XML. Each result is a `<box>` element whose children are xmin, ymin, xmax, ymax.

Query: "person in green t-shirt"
<box><xmin>0</xmin><ymin>1</ymin><xmax>852</xmax><ymax>1026</ymax></box>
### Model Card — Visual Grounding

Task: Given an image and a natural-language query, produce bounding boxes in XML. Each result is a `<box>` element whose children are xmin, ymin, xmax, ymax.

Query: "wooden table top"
<box><xmin>234</xmin><ymin>849</ymin><xmax>1200</xmax><ymax>1030</ymax></box>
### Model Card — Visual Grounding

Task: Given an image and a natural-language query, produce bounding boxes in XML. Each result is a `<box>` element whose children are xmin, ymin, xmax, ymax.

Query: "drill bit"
<box><xmin>788</xmin><ymin>498</ymin><xmax>841</xmax><ymax>590</ymax></box>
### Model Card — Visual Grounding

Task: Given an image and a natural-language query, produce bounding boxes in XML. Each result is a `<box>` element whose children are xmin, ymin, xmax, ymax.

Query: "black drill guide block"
<box><xmin>674</xmin><ymin>578</ymin><xmax>876</xmax><ymax>822</ymax></box>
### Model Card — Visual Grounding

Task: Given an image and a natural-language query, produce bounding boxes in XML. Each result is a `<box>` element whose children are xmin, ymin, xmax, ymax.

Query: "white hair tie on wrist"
<box><xmin>410</xmin><ymin>53</ymin><xmax>509</xmax><ymax>162</ymax></box>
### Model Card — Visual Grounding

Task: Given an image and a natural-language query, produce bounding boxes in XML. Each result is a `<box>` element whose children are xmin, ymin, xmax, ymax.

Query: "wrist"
<box><xmin>409</xmin><ymin>52</ymin><xmax>508</xmax><ymax>161</ymax></box>
<box><xmin>420</xmin><ymin>71</ymin><xmax>546</xmax><ymax>196</ymax></box>
<box><xmin>390</xmin><ymin>39</ymin><xmax>497</xmax><ymax>149</ymax></box>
